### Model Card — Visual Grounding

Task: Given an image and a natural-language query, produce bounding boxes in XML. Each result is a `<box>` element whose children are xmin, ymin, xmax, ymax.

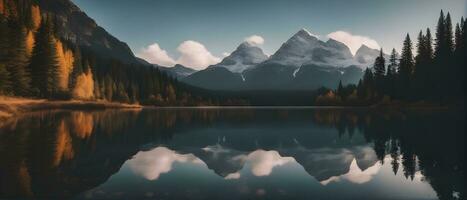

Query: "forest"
<box><xmin>317</xmin><ymin>11</ymin><xmax>466</xmax><ymax>106</ymax></box>
<box><xmin>0</xmin><ymin>0</ymin><xmax>234</xmax><ymax>106</ymax></box>
<box><xmin>1</xmin><ymin>0</ymin><xmax>465</xmax><ymax>107</ymax></box>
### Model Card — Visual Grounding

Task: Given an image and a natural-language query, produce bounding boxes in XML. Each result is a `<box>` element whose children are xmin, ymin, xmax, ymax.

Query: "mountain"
<box><xmin>354</xmin><ymin>45</ymin><xmax>390</xmax><ymax>67</ymax></box>
<box><xmin>183</xmin><ymin>67</ymin><xmax>244</xmax><ymax>90</ymax></box>
<box><xmin>211</xmin><ymin>42</ymin><xmax>268</xmax><ymax>73</ymax></box>
<box><xmin>36</xmin><ymin>0</ymin><xmax>138</xmax><ymax>64</ymax></box>
<box><xmin>181</xmin><ymin>41</ymin><xmax>267</xmax><ymax>90</ymax></box>
<box><xmin>157</xmin><ymin>64</ymin><xmax>197</xmax><ymax>80</ymax></box>
<box><xmin>182</xmin><ymin>28</ymin><xmax>375</xmax><ymax>91</ymax></box>
<box><xmin>265</xmin><ymin>28</ymin><xmax>354</xmax><ymax>68</ymax></box>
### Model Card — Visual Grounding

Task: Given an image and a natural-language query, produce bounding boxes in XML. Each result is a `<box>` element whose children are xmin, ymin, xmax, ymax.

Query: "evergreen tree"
<box><xmin>455</xmin><ymin>23</ymin><xmax>462</xmax><ymax>52</ymax></box>
<box><xmin>0</xmin><ymin>15</ymin><xmax>11</xmax><ymax>94</ymax></box>
<box><xmin>29</xmin><ymin>17</ymin><xmax>60</xmax><ymax>97</ymax></box>
<box><xmin>362</xmin><ymin>68</ymin><xmax>374</xmax><ymax>100</ymax></box>
<box><xmin>373</xmin><ymin>48</ymin><xmax>386</xmax><ymax>96</ymax></box>
<box><xmin>6</xmin><ymin>18</ymin><xmax>30</xmax><ymax>96</ymax></box>
<box><xmin>386</xmin><ymin>48</ymin><xmax>398</xmax><ymax>97</ymax></box>
<box><xmin>444</xmin><ymin>13</ymin><xmax>454</xmax><ymax>55</ymax></box>
<box><xmin>435</xmin><ymin>10</ymin><xmax>446</xmax><ymax>59</ymax></box>
<box><xmin>68</xmin><ymin>46</ymin><xmax>83</xmax><ymax>91</ymax></box>
<box><xmin>398</xmin><ymin>34</ymin><xmax>414</xmax><ymax>99</ymax></box>
<box><xmin>337</xmin><ymin>80</ymin><xmax>343</xmax><ymax>98</ymax></box>
<box><xmin>425</xmin><ymin>28</ymin><xmax>434</xmax><ymax>60</ymax></box>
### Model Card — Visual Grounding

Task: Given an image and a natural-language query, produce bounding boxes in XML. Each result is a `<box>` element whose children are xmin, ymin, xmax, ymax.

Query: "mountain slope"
<box><xmin>157</xmin><ymin>64</ymin><xmax>197</xmax><ymax>79</ymax></box>
<box><xmin>210</xmin><ymin>42</ymin><xmax>268</xmax><ymax>73</ymax></box>
<box><xmin>183</xmin><ymin>67</ymin><xmax>244</xmax><ymax>90</ymax></box>
<box><xmin>265</xmin><ymin>29</ymin><xmax>354</xmax><ymax>68</ymax></box>
<box><xmin>36</xmin><ymin>0</ymin><xmax>138</xmax><ymax>64</ymax></box>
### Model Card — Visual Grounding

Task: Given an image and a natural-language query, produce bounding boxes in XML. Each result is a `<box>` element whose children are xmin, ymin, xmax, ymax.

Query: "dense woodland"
<box><xmin>1</xmin><ymin>0</ymin><xmax>465</xmax><ymax>107</ymax></box>
<box><xmin>0</xmin><ymin>0</ymin><xmax>235</xmax><ymax>106</ymax></box>
<box><xmin>318</xmin><ymin>11</ymin><xmax>466</xmax><ymax>106</ymax></box>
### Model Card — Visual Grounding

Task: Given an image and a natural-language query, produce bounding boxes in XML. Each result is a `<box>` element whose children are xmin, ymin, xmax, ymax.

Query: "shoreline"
<box><xmin>0</xmin><ymin>96</ymin><xmax>461</xmax><ymax>121</ymax></box>
<box><xmin>0</xmin><ymin>96</ymin><xmax>142</xmax><ymax>121</ymax></box>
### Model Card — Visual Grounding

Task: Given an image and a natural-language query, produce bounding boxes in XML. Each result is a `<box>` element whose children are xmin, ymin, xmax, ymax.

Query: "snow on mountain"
<box><xmin>265</xmin><ymin>28</ymin><xmax>355</xmax><ymax>68</ymax></box>
<box><xmin>212</xmin><ymin>42</ymin><xmax>268</xmax><ymax>73</ymax></box>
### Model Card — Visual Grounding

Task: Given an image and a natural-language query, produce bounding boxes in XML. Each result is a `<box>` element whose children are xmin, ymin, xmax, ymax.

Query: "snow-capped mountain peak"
<box><xmin>212</xmin><ymin>42</ymin><xmax>268</xmax><ymax>73</ymax></box>
<box><xmin>265</xmin><ymin>28</ymin><xmax>356</xmax><ymax>68</ymax></box>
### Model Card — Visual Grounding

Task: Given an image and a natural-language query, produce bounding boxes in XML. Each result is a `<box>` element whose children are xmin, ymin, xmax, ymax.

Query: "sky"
<box><xmin>72</xmin><ymin>0</ymin><xmax>466</xmax><ymax>69</ymax></box>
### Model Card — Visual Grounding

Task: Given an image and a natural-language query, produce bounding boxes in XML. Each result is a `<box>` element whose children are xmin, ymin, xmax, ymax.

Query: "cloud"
<box><xmin>176</xmin><ymin>40</ymin><xmax>221</xmax><ymax>70</ymax></box>
<box><xmin>244</xmin><ymin>35</ymin><xmax>265</xmax><ymax>46</ymax></box>
<box><xmin>138</xmin><ymin>40</ymin><xmax>221</xmax><ymax>70</ymax></box>
<box><xmin>137</xmin><ymin>43</ymin><xmax>176</xmax><ymax>66</ymax></box>
<box><xmin>128</xmin><ymin>147</ymin><xmax>204</xmax><ymax>180</ymax></box>
<box><xmin>320</xmin><ymin>158</ymin><xmax>381</xmax><ymax>185</ymax></box>
<box><xmin>327</xmin><ymin>31</ymin><xmax>380</xmax><ymax>55</ymax></box>
<box><xmin>246</xmin><ymin>150</ymin><xmax>295</xmax><ymax>176</ymax></box>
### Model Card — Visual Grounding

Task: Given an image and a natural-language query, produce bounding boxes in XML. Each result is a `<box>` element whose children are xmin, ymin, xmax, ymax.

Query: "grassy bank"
<box><xmin>0</xmin><ymin>96</ymin><xmax>142</xmax><ymax>120</ymax></box>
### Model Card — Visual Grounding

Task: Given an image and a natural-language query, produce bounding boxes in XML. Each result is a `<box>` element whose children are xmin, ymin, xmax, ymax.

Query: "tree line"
<box><xmin>0</xmin><ymin>0</ymin><xmax>245</xmax><ymax>106</ymax></box>
<box><xmin>317</xmin><ymin>11</ymin><xmax>466</xmax><ymax>106</ymax></box>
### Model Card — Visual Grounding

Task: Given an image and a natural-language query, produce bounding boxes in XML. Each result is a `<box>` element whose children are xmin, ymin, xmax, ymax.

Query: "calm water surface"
<box><xmin>0</xmin><ymin>108</ymin><xmax>464</xmax><ymax>200</ymax></box>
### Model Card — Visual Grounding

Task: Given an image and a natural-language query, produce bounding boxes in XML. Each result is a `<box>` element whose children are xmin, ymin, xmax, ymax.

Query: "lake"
<box><xmin>0</xmin><ymin>108</ymin><xmax>464</xmax><ymax>200</ymax></box>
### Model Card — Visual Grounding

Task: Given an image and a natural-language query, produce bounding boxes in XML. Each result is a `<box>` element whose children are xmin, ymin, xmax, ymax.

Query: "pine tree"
<box><xmin>29</xmin><ymin>17</ymin><xmax>60</xmax><ymax>97</ymax></box>
<box><xmin>6</xmin><ymin>18</ymin><xmax>30</xmax><ymax>96</ymax></box>
<box><xmin>398</xmin><ymin>34</ymin><xmax>414</xmax><ymax>99</ymax></box>
<box><xmin>444</xmin><ymin>13</ymin><xmax>454</xmax><ymax>55</ymax></box>
<box><xmin>362</xmin><ymin>68</ymin><xmax>374</xmax><ymax>100</ymax></box>
<box><xmin>337</xmin><ymin>80</ymin><xmax>343</xmax><ymax>97</ymax></box>
<box><xmin>455</xmin><ymin>23</ymin><xmax>462</xmax><ymax>52</ymax></box>
<box><xmin>425</xmin><ymin>28</ymin><xmax>434</xmax><ymax>60</ymax></box>
<box><xmin>386</xmin><ymin>48</ymin><xmax>398</xmax><ymax>97</ymax></box>
<box><xmin>68</xmin><ymin>46</ymin><xmax>83</xmax><ymax>91</ymax></box>
<box><xmin>387</xmin><ymin>48</ymin><xmax>398</xmax><ymax>76</ymax></box>
<box><xmin>0</xmin><ymin>15</ymin><xmax>10</xmax><ymax>94</ymax></box>
<box><xmin>435</xmin><ymin>10</ymin><xmax>446</xmax><ymax>59</ymax></box>
<box><xmin>373</xmin><ymin>48</ymin><xmax>386</xmax><ymax>96</ymax></box>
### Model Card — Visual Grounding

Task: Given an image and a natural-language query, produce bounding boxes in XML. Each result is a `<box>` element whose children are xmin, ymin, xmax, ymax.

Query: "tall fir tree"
<box><xmin>386</xmin><ymin>48</ymin><xmax>398</xmax><ymax>97</ymax></box>
<box><xmin>398</xmin><ymin>34</ymin><xmax>414</xmax><ymax>99</ymax></box>
<box><xmin>373</xmin><ymin>48</ymin><xmax>386</xmax><ymax>96</ymax></box>
<box><xmin>435</xmin><ymin>10</ymin><xmax>446</xmax><ymax>59</ymax></box>
<box><xmin>362</xmin><ymin>68</ymin><xmax>374</xmax><ymax>100</ymax></box>
<box><xmin>444</xmin><ymin>13</ymin><xmax>454</xmax><ymax>55</ymax></box>
<box><xmin>29</xmin><ymin>16</ymin><xmax>60</xmax><ymax>97</ymax></box>
<box><xmin>6</xmin><ymin>18</ymin><xmax>30</xmax><ymax>96</ymax></box>
<box><xmin>0</xmin><ymin>14</ymin><xmax>10</xmax><ymax>94</ymax></box>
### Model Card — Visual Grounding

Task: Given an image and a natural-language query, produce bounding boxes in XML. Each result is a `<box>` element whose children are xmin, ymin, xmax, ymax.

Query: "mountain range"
<box><xmin>180</xmin><ymin>28</ymin><xmax>387</xmax><ymax>91</ymax></box>
<box><xmin>40</xmin><ymin>0</ymin><xmax>384</xmax><ymax>92</ymax></box>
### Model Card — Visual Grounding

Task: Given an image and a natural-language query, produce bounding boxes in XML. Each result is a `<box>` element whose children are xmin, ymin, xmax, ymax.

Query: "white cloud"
<box><xmin>176</xmin><ymin>40</ymin><xmax>221</xmax><ymax>70</ymax></box>
<box><xmin>225</xmin><ymin>172</ymin><xmax>241</xmax><ymax>180</ymax></box>
<box><xmin>138</xmin><ymin>40</ymin><xmax>221</xmax><ymax>70</ymax></box>
<box><xmin>244</xmin><ymin>35</ymin><xmax>265</xmax><ymax>46</ymax></box>
<box><xmin>246</xmin><ymin>150</ymin><xmax>295</xmax><ymax>176</ymax></box>
<box><xmin>320</xmin><ymin>158</ymin><xmax>381</xmax><ymax>185</ymax></box>
<box><xmin>137</xmin><ymin>43</ymin><xmax>176</xmax><ymax>67</ymax></box>
<box><xmin>327</xmin><ymin>31</ymin><xmax>380</xmax><ymax>55</ymax></box>
<box><xmin>128</xmin><ymin>147</ymin><xmax>204</xmax><ymax>180</ymax></box>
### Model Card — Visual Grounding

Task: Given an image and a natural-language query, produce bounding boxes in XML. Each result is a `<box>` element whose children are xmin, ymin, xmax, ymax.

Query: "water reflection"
<box><xmin>0</xmin><ymin>108</ymin><xmax>464</xmax><ymax>200</ymax></box>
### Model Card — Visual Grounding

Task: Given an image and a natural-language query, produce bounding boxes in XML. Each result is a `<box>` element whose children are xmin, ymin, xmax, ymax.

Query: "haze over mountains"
<box><xmin>178</xmin><ymin>28</ymin><xmax>387</xmax><ymax>91</ymax></box>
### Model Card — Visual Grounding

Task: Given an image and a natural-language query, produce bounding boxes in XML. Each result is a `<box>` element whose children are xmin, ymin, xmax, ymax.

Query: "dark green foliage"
<box><xmin>0</xmin><ymin>16</ymin><xmax>10</xmax><ymax>94</ymax></box>
<box><xmin>5</xmin><ymin>18</ymin><xmax>30</xmax><ymax>96</ymax></box>
<box><xmin>397</xmin><ymin>34</ymin><xmax>414</xmax><ymax>100</ymax></box>
<box><xmin>373</xmin><ymin>48</ymin><xmax>386</xmax><ymax>96</ymax></box>
<box><xmin>335</xmin><ymin>10</ymin><xmax>465</xmax><ymax>106</ymax></box>
<box><xmin>29</xmin><ymin>17</ymin><xmax>60</xmax><ymax>97</ymax></box>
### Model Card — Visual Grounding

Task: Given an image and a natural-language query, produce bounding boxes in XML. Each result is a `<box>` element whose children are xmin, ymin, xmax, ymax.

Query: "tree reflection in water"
<box><xmin>0</xmin><ymin>108</ymin><xmax>464</xmax><ymax>200</ymax></box>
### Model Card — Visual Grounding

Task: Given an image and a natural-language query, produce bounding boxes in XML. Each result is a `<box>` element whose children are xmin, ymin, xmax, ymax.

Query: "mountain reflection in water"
<box><xmin>0</xmin><ymin>108</ymin><xmax>464</xmax><ymax>200</ymax></box>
